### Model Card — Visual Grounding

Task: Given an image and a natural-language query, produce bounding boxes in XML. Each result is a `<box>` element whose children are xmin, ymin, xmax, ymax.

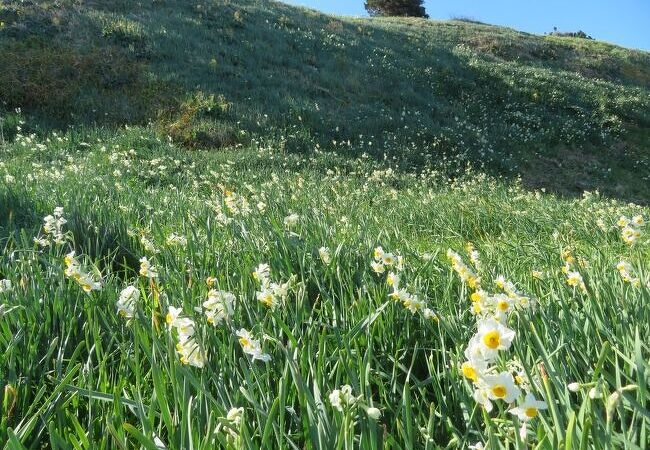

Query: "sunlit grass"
<box><xmin>0</xmin><ymin>128</ymin><xmax>648</xmax><ymax>448</ymax></box>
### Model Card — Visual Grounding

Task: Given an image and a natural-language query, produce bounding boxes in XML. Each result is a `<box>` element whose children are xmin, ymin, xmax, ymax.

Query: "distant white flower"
<box><xmin>226</xmin><ymin>407</ymin><xmax>244</xmax><ymax>425</ymax></box>
<box><xmin>166</xmin><ymin>233</ymin><xmax>187</xmax><ymax>246</ymax></box>
<box><xmin>283</xmin><ymin>213</ymin><xmax>299</xmax><ymax>228</ymax></box>
<box><xmin>0</xmin><ymin>279</ymin><xmax>12</xmax><ymax>293</ymax></box>
<box><xmin>318</xmin><ymin>246</ymin><xmax>331</xmax><ymax>264</ymax></box>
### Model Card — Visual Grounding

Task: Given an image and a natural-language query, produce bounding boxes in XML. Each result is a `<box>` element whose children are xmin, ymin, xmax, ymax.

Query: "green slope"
<box><xmin>1</xmin><ymin>0</ymin><xmax>649</xmax><ymax>200</ymax></box>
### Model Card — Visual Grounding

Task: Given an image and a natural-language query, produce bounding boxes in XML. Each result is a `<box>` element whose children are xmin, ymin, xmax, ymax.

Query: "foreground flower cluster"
<box><xmin>448</xmin><ymin>248</ymin><xmax>547</xmax><ymax>442</ymax></box>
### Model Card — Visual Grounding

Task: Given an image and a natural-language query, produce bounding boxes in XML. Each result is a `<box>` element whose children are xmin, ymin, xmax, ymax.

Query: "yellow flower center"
<box><xmin>491</xmin><ymin>385</ymin><xmax>506</xmax><ymax>398</ymax></box>
<box><xmin>461</xmin><ymin>363</ymin><xmax>478</xmax><ymax>382</ymax></box>
<box><xmin>483</xmin><ymin>330</ymin><xmax>500</xmax><ymax>349</ymax></box>
<box><xmin>239</xmin><ymin>337</ymin><xmax>251</xmax><ymax>348</ymax></box>
<box><xmin>497</xmin><ymin>300</ymin><xmax>509</xmax><ymax>311</ymax></box>
<box><xmin>524</xmin><ymin>407</ymin><xmax>538</xmax><ymax>418</ymax></box>
<box><xmin>166</xmin><ymin>313</ymin><xmax>173</xmax><ymax>325</ymax></box>
<box><xmin>260</xmin><ymin>293</ymin><xmax>274</xmax><ymax>307</ymax></box>
<box><xmin>470</xmin><ymin>292</ymin><xmax>481</xmax><ymax>302</ymax></box>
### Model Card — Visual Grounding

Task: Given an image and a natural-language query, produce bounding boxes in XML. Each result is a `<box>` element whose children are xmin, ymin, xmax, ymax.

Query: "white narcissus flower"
<box><xmin>402</xmin><ymin>294</ymin><xmax>426</xmax><ymax>314</ymax></box>
<box><xmin>567</xmin><ymin>382</ymin><xmax>581</xmax><ymax>392</ymax></box>
<box><xmin>318</xmin><ymin>246</ymin><xmax>331</xmax><ymax>264</ymax></box>
<box><xmin>166</xmin><ymin>306</ymin><xmax>183</xmax><ymax>328</ymax></box>
<box><xmin>116</xmin><ymin>286</ymin><xmax>139</xmax><ymax>318</ymax></box>
<box><xmin>371</xmin><ymin>261</ymin><xmax>385</xmax><ymax>274</ymax></box>
<box><xmin>386</xmin><ymin>272</ymin><xmax>400</xmax><ymax>290</ymax></box>
<box><xmin>174</xmin><ymin>318</ymin><xmax>196</xmax><ymax>342</ymax></box>
<box><xmin>283</xmin><ymin>213</ymin><xmax>299</xmax><ymax>228</ymax></box>
<box><xmin>236</xmin><ymin>328</ymin><xmax>271</xmax><ymax>362</ymax></box>
<box><xmin>482</xmin><ymin>371</ymin><xmax>521</xmax><ymax>403</ymax></box>
<box><xmin>381</xmin><ymin>252</ymin><xmax>396</xmax><ymax>266</ymax></box>
<box><xmin>509</xmin><ymin>392</ymin><xmax>548</xmax><ymax>421</ymax></box>
<box><xmin>256</xmin><ymin>288</ymin><xmax>278</xmax><ymax>309</ymax></box>
<box><xmin>139</xmin><ymin>257</ymin><xmax>159</xmax><ymax>279</ymax></box>
<box><xmin>226</xmin><ymin>407</ymin><xmax>244</xmax><ymax>425</ymax></box>
<box><xmin>422</xmin><ymin>308</ymin><xmax>437</xmax><ymax>321</ymax></box>
<box><xmin>203</xmin><ymin>290</ymin><xmax>235</xmax><ymax>326</ymax></box>
<box><xmin>472</xmin><ymin>385</ymin><xmax>493</xmax><ymax>413</ymax></box>
<box><xmin>329</xmin><ymin>385</ymin><xmax>356</xmax><ymax>412</ymax></box>
<box><xmin>472</xmin><ymin>318</ymin><xmax>516</xmax><ymax>360</ymax></box>
<box><xmin>176</xmin><ymin>337</ymin><xmax>206</xmax><ymax>368</ymax></box>
<box><xmin>460</xmin><ymin>357</ymin><xmax>488</xmax><ymax>383</ymax></box>
<box><xmin>252</xmin><ymin>263</ymin><xmax>270</xmax><ymax>284</ymax></box>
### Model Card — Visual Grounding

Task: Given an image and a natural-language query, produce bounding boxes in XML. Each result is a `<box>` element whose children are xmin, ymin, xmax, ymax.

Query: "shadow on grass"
<box><xmin>1</xmin><ymin>0</ymin><xmax>648</xmax><ymax>203</ymax></box>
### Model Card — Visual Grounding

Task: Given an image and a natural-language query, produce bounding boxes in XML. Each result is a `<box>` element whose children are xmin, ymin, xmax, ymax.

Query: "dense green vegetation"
<box><xmin>0</xmin><ymin>1</ymin><xmax>649</xmax><ymax>448</ymax></box>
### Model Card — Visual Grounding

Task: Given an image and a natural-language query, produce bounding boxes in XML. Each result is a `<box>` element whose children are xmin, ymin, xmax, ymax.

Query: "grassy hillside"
<box><xmin>1</xmin><ymin>0</ymin><xmax>649</xmax><ymax>200</ymax></box>
<box><xmin>1</xmin><ymin>1</ymin><xmax>650</xmax><ymax>449</ymax></box>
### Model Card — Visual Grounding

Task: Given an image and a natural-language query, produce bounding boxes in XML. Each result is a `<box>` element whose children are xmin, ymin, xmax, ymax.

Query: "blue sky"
<box><xmin>282</xmin><ymin>0</ymin><xmax>650</xmax><ymax>51</ymax></box>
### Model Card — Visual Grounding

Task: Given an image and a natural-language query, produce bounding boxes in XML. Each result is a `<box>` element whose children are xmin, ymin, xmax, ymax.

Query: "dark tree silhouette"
<box><xmin>365</xmin><ymin>0</ymin><xmax>429</xmax><ymax>18</ymax></box>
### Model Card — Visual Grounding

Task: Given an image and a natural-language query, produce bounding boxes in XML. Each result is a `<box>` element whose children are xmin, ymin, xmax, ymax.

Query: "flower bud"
<box><xmin>366</xmin><ymin>407</ymin><xmax>381</xmax><ymax>420</ymax></box>
<box><xmin>567</xmin><ymin>382</ymin><xmax>581</xmax><ymax>392</ymax></box>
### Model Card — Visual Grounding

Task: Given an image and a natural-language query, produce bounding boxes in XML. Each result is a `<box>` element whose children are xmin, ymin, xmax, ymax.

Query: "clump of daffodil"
<box><xmin>116</xmin><ymin>286</ymin><xmax>140</xmax><ymax>319</ymax></box>
<box><xmin>447</xmin><ymin>249</ymin><xmax>480</xmax><ymax>290</ymax></box>
<box><xmin>560</xmin><ymin>248</ymin><xmax>587</xmax><ymax>292</ymax></box>
<box><xmin>139</xmin><ymin>256</ymin><xmax>159</xmax><ymax>280</ymax></box>
<box><xmin>236</xmin><ymin>328</ymin><xmax>271</xmax><ymax>362</ymax></box>
<box><xmin>377</xmin><ymin>249</ymin><xmax>435</xmax><ymax>319</ymax></box>
<box><xmin>318</xmin><ymin>246</ymin><xmax>331</xmax><ymax>264</ymax></box>
<box><xmin>202</xmin><ymin>289</ymin><xmax>235</xmax><ymax>326</ymax></box>
<box><xmin>449</xmin><ymin>248</ymin><xmax>547</xmax><ymax>444</ymax></box>
<box><xmin>43</xmin><ymin>207</ymin><xmax>68</xmax><ymax>244</ymax></box>
<box><xmin>166</xmin><ymin>306</ymin><xmax>206</xmax><ymax>368</ymax></box>
<box><xmin>329</xmin><ymin>385</ymin><xmax>359</xmax><ymax>412</ymax></box>
<box><xmin>139</xmin><ymin>233</ymin><xmax>159</xmax><ymax>254</ymax></box>
<box><xmin>64</xmin><ymin>251</ymin><xmax>102</xmax><ymax>293</ymax></box>
<box><xmin>224</xmin><ymin>189</ymin><xmax>251</xmax><ymax>216</ymax></box>
<box><xmin>616</xmin><ymin>260</ymin><xmax>640</xmax><ymax>287</ymax></box>
<box><xmin>617</xmin><ymin>215</ymin><xmax>644</xmax><ymax>245</ymax></box>
<box><xmin>34</xmin><ymin>207</ymin><xmax>68</xmax><ymax>246</ymax></box>
<box><xmin>252</xmin><ymin>263</ymin><xmax>294</xmax><ymax>310</ymax></box>
<box><xmin>372</xmin><ymin>246</ymin><xmax>403</xmax><ymax>274</ymax></box>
